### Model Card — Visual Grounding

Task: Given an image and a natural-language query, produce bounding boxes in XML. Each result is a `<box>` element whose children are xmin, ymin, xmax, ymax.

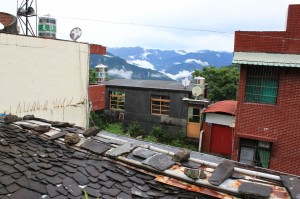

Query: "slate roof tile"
<box><xmin>0</xmin><ymin>175</ymin><xmax>14</xmax><ymax>186</ymax></box>
<box><xmin>88</xmin><ymin>176</ymin><xmax>98</xmax><ymax>183</ymax></box>
<box><xmin>73</xmin><ymin>171</ymin><xmax>90</xmax><ymax>185</ymax></box>
<box><xmin>85</xmin><ymin>165</ymin><xmax>101</xmax><ymax>177</ymax></box>
<box><xmin>6</xmin><ymin>183</ymin><xmax>20</xmax><ymax>193</ymax></box>
<box><xmin>9</xmin><ymin>188</ymin><xmax>42</xmax><ymax>199</ymax></box>
<box><xmin>56</xmin><ymin>184</ymin><xmax>68</xmax><ymax>196</ymax></box>
<box><xmin>46</xmin><ymin>175</ymin><xmax>63</xmax><ymax>185</ymax></box>
<box><xmin>82</xmin><ymin>186</ymin><xmax>101</xmax><ymax>198</ymax></box>
<box><xmin>99</xmin><ymin>186</ymin><xmax>121</xmax><ymax>197</ymax></box>
<box><xmin>106</xmin><ymin>170</ymin><xmax>128</xmax><ymax>183</ymax></box>
<box><xmin>0</xmin><ymin>121</ymin><xmax>294</xmax><ymax>199</ymax></box>
<box><xmin>46</xmin><ymin>184</ymin><xmax>60</xmax><ymax>197</ymax></box>
<box><xmin>98</xmin><ymin>179</ymin><xmax>114</xmax><ymax>188</ymax></box>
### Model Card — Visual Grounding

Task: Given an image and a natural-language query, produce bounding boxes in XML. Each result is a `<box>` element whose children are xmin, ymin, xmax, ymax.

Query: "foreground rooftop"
<box><xmin>0</xmin><ymin>115</ymin><xmax>299</xmax><ymax>199</ymax></box>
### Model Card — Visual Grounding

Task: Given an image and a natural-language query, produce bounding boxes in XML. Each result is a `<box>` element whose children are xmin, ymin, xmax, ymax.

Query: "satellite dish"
<box><xmin>182</xmin><ymin>77</ymin><xmax>190</xmax><ymax>89</ymax></box>
<box><xmin>192</xmin><ymin>86</ymin><xmax>201</xmax><ymax>97</ymax></box>
<box><xmin>0</xmin><ymin>23</ymin><xmax>4</xmax><ymax>30</ymax></box>
<box><xmin>70</xmin><ymin>27</ymin><xmax>82</xmax><ymax>41</ymax></box>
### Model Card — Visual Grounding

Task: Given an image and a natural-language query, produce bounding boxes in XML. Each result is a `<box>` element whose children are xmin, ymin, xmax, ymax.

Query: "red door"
<box><xmin>210</xmin><ymin>124</ymin><xmax>233</xmax><ymax>156</ymax></box>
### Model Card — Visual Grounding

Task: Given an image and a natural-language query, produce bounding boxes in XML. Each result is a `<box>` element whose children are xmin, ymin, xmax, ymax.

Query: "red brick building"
<box><xmin>88</xmin><ymin>44</ymin><xmax>107</xmax><ymax>111</ymax></box>
<box><xmin>232</xmin><ymin>4</ymin><xmax>300</xmax><ymax>175</ymax></box>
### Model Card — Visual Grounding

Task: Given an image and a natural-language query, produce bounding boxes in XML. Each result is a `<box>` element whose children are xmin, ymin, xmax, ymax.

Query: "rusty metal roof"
<box><xmin>204</xmin><ymin>100</ymin><xmax>237</xmax><ymax>115</ymax></box>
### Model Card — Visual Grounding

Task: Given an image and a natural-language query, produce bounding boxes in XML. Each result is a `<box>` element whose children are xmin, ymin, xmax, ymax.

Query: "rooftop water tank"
<box><xmin>38</xmin><ymin>15</ymin><xmax>56</xmax><ymax>38</ymax></box>
<box><xmin>95</xmin><ymin>64</ymin><xmax>108</xmax><ymax>83</ymax></box>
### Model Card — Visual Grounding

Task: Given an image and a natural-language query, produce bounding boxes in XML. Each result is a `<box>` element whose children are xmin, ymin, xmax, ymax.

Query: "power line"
<box><xmin>54</xmin><ymin>16</ymin><xmax>233</xmax><ymax>35</ymax></box>
<box><xmin>48</xmin><ymin>15</ymin><xmax>300</xmax><ymax>41</ymax></box>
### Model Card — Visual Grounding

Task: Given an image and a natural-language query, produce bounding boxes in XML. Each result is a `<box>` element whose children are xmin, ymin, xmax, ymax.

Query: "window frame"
<box><xmin>151</xmin><ymin>95</ymin><xmax>170</xmax><ymax>115</ymax></box>
<box><xmin>244</xmin><ymin>66</ymin><xmax>280</xmax><ymax>105</ymax></box>
<box><xmin>238</xmin><ymin>138</ymin><xmax>272</xmax><ymax>169</ymax></box>
<box><xmin>188</xmin><ymin>107</ymin><xmax>201</xmax><ymax>123</ymax></box>
<box><xmin>109</xmin><ymin>91</ymin><xmax>125</xmax><ymax>111</ymax></box>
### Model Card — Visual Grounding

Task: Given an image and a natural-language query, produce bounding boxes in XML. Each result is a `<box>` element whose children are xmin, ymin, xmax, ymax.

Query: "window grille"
<box><xmin>239</xmin><ymin>138</ymin><xmax>272</xmax><ymax>169</ymax></box>
<box><xmin>110</xmin><ymin>91</ymin><xmax>125</xmax><ymax>111</ymax></box>
<box><xmin>245</xmin><ymin>66</ymin><xmax>279</xmax><ymax>104</ymax></box>
<box><xmin>151</xmin><ymin>95</ymin><xmax>170</xmax><ymax>115</ymax></box>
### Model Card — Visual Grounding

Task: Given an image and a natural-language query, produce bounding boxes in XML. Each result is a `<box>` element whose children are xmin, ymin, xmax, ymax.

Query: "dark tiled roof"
<box><xmin>0</xmin><ymin>116</ymin><xmax>297</xmax><ymax>199</ymax></box>
<box><xmin>104</xmin><ymin>79</ymin><xmax>193</xmax><ymax>92</ymax></box>
<box><xmin>0</xmin><ymin>121</ymin><xmax>215</xmax><ymax>199</ymax></box>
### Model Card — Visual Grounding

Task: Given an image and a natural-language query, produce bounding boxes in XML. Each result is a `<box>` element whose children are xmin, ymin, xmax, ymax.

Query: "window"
<box><xmin>239</xmin><ymin>138</ymin><xmax>272</xmax><ymax>169</ymax></box>
<box><xmin>245</xmin><ymin>66</ymin><xmax>279</xmax><ymax>104</ymax></box>
<box><xmin>151</xmin><ymin>95</ymin><xmax>170</xmax><ymax>115</ymax></box>
<box><xmin>188</xmin><ymin>107</ymin><xmax>200</xmax><ymax>123</ymax></box>
<box><xmin>110</xmin><ymin>91</ymin><xmax>125</xmax><ymax>111</ymax></box>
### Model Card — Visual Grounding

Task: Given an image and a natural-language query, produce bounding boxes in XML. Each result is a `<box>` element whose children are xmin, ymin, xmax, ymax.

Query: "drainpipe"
<box><xmin>198</xmin><ymin>130</ymin><xmax>204</xmax><ymax>152</ymax></box>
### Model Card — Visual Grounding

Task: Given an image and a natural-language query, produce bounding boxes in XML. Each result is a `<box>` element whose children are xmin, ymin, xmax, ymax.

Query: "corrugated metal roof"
<box><xmin>104</xmin><ymin>79</ymin><xmax>193</xmax><ymax>92</ymax></box>
<box><xmin>233</xmin><ymin>52</ymin><xmax>300</xmax><ymax>67</ymax></box>
<box><xmin>204</xmin><ymin>100</ymin><xmax>237</xmax><ymax>115</ymax></box>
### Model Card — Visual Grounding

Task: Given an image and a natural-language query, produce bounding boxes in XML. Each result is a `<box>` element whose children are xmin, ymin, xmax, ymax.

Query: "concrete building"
<box><xmin>0</xmin><ymin>33</ymin><xmax>106</xmax><ymax>128</ymax></box>
<box><xmin>232</xmin><ymin>4</ymin><xmax>300</xmax><ymax>175</ymax></box>
<box><xmin>104</xmin><ymin>79</ymin><xmax>209</xmax><ymax>138</ymax></box>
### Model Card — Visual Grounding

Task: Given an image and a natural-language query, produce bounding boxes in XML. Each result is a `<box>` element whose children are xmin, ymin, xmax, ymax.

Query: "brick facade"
<box><xmin>233</xmin><ymin>66</ymin><xmax>300</xmax><ymax>175</ymax></box>
<box><xmin>234</xmin><ymin>5</ymin><xmax>300</xmax><ymax>54</ymax></box>
<box><xmin>232</xmin><ymin>4</ymin><xmax>300</xmax><ymax>175</ymax></box>
<box><xmin>90</xmin><ymin>44</ymin><xmax>106</xmax><ymax>55</ymax></box>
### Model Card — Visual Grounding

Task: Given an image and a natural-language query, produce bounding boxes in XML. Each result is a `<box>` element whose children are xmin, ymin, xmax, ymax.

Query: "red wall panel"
<box><xmin>88</xmin><ymin>85</ymin><xmax>106</xmax><ymax>111</ymax></box>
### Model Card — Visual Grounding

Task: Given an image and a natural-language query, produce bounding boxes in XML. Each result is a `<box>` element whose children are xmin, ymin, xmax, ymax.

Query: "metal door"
<box><xmin>186</xmin><ymin>107</ymin><xmax>201</xmax><ymax>138</ymax></box>
<box><xmin>210</xmin><ymin>124</ymin><xmax>232</xmax><ymax>156</ymax></box>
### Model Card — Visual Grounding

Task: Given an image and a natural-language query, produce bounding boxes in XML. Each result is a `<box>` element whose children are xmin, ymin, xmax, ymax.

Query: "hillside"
<box><xmin>90</xmin><ymin>53</ymin><xmax>173</xmax><ymax>81</ymax></box>
<box><xmin>108</xmin><ymin>46</ymin><xmax>233</xmax><ymax>80</ymax></box>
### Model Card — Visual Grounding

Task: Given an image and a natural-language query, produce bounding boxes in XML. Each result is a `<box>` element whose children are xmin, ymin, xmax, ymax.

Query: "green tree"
<box><xmin>191</xmin><ymin>69</ymin><xmax>202</xmax><ymax>78</ymax></box>
<box><xmin>89</xmin><ymin>68</ymin><xmax>96</xmax><ymax>84</ymax></box>
<box><xmin>193</xmin><ymin>65</ymin><xmax>239</xmax><ymax>102</ymax></box>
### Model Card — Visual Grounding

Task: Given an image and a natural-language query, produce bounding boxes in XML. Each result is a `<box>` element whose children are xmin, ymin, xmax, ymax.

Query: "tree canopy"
<box><xmin>192</xmin><ymin>65</ymin><xmax>240</xmax><ymax>102</ymax></box>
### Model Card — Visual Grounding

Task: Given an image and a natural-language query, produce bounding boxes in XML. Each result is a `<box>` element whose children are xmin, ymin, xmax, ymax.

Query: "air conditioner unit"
<box><xmin>119</xmin><ymin>112</ymin><xmax>124</xmax><ymax>121</ymax></box>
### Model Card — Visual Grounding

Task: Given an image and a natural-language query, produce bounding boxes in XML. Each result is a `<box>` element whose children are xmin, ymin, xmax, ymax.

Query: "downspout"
<box><xmin>198</xmin><ymin>130</ymin><xmax>204</xmax><ymax>152</ymax></box>
<box><xmin>198</xmin><ymin>108</ymin><xmax>206</xmax><ymax>152</ymax></box>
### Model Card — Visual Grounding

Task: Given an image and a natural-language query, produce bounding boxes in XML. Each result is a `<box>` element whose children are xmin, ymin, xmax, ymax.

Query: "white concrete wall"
<box><xmin>205</xmin><ymin>113</ymin><xmax>235</xmax><ymax>127</ymax></box>
<box><xmin>0</xmin><ymin>34</ymin><xmax>89</xmax><ymax>127</ymax></box>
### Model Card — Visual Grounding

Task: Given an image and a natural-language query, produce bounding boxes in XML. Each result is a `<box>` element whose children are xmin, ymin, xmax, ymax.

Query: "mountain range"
<box><xmin>90</xmin><ymin>46</ymin><xmax>233</xmax><ymax>81</ymax></box>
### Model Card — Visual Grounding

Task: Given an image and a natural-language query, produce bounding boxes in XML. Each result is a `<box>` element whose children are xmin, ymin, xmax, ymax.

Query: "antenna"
<box><xmin>182</xmin><ymin>77</ymin><xmax>190</xmax><ymax>89</ymax></box>
<box><xmin>17</xmin><ymin>0</ymin><xmax>37</xmax><ymax>36</ymax></box>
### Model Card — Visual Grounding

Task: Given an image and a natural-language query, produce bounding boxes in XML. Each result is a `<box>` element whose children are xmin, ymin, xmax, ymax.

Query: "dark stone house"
<box><xmin>104</xmin><ymin>79</ymin><xmax>209</xmax><ymax>138</ymax></box>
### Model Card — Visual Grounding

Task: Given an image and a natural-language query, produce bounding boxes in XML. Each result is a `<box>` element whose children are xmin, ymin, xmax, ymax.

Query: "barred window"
<box><xmin>245</xmin><ymin>66</ymin><xmax>279</xmax><ymax>104</ymax></box>
<box><xmin>151</xmin><ymin>95</ymin><xmax>170</xmax><ymax>115</ymax></box>
<box><xmin>110</xmin><ymin>91</ymin><xmax>125</xmax><ymax>111</ymax></box>
<box><xmin>239</xmin><ymin>138</ymin><xmax>272</xmax><ymax>169</ymax></box>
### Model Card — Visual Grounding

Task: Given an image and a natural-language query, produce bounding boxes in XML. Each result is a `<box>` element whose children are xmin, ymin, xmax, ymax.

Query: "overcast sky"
<box><xmin>1</xmin><ymin>0</ymin><xmax>299</xmax><ymax>52</ymax></box>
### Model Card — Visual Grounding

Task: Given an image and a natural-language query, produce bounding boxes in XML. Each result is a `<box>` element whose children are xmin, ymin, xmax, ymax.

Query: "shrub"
<box><xmin>149</xmin><ymin>125</ymin><xmax>171</xmax><ymax>143</ymax></box>
<box><xmin>127</xmin><ymin>121</ymin><xmax>145</xmax><ymax>138</ymax></box>
<box><xmin>89</xmin><ymin>112</ymin><xmax>107</xmax><ymax>129</ymax></box>
<box><xmin>104</xmin><ymin>123</ymin><xmax>125</xmax><ymax>135</ymax></box>
<box><xmin>144</xmin><ymin>135</ymin><xmax>158</xmax><ymax>143</ymax></box>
